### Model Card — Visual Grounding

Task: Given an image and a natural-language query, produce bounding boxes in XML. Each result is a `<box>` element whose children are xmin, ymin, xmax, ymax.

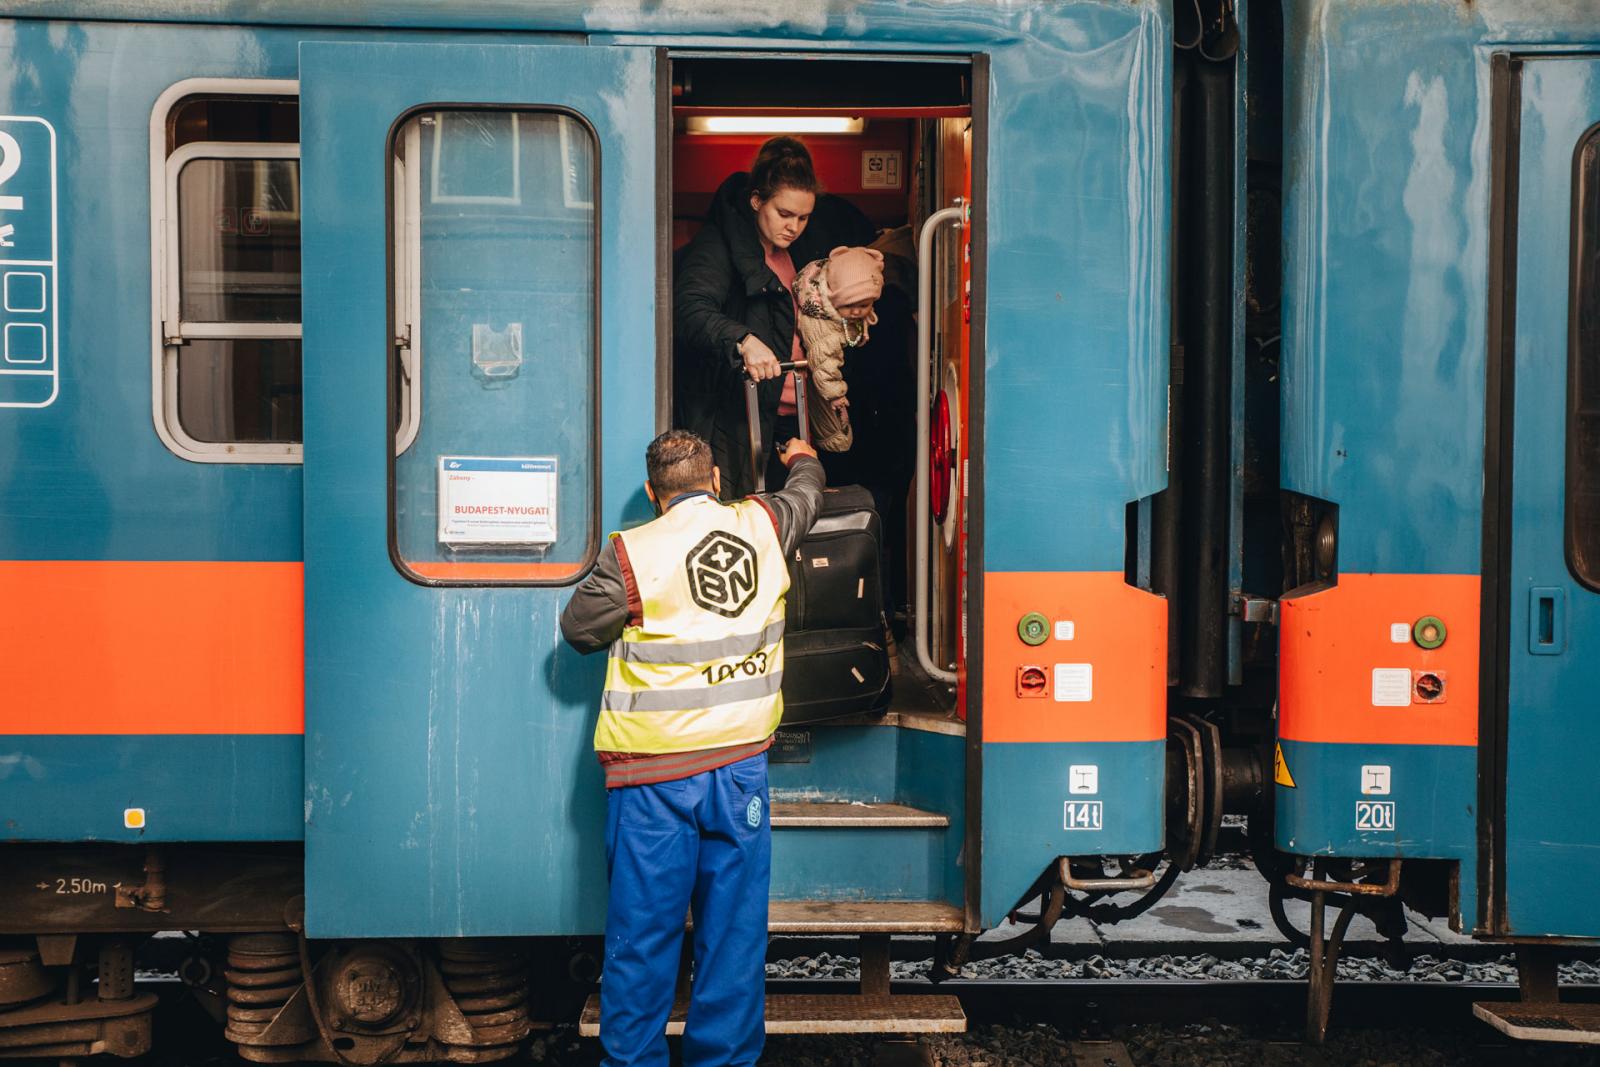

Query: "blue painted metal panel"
<box><xmin>976</xmin><ymin>0</ymin><xmax>1171</xmax><ymax>930</ymax></box>
<box><xmin>1279</xmin><ymin>1</ymin><xmax>1600</xmax><ymax>578</ymax></box>
<box><xmin>768</xmin><ymin>728</ymin><xmax>902</xmax><ymax>803</ymax></box>
<box><xmin>980</xmin><ymin>741</ymin><xmax>1163</xmax><ymax>925</ymax></box>
<box><xmin>1273</xmin><ymin>739</ymin><xmax>1475</xmax><ymax>861</ymax></box>
<box><xmin>1504</xmin><ymin>56</ymin><xmax>1600</xmax><ymax>939</ymax></box>
<box><xmin>0</xmin><ymin>736</ymin><xmax>302</xmax><ymax>841</ymax></box>
<box><xmin>981</xmin><ymin>6</ymin><xmax>1170</xmax><ymax>571</ymax></box>
<box><xmin>771</xmin><ymin>828</ymin><xmax>948</xmax><ymax>902</ymax></box>
<box><xmin>896</xmin><ymin>728</ymin><xmax>967</xmax><ymax>907</ymax></box>
<box><xmin>0</xmin><ymin>20</ymin><xmax>308</xmax><ymax>563</ymax></box>
<box><xmin>299</xmin><ymin>40</ymin><xmax>656</xmax><ymax>938</ymax></box>
<box><xmin>768</xmin><ymin>725</ymin><xmax>964</xmax><ymax>904</ymax></box>
<box><xmin>13</xmin><ymin>1</ymin><xmax>1126</xmax><ymax>48</ymax></box>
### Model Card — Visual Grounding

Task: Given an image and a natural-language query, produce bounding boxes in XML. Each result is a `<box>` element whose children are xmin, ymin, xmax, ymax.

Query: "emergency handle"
<box><xmin>745</xmin><ymin>360</ymin><xmax>811</xmax><ymax>493</ymax></box>
<box><xmin>915</xmin><ymin>203</ymin><xmax>965</xmax><ymax>686</ymax></box>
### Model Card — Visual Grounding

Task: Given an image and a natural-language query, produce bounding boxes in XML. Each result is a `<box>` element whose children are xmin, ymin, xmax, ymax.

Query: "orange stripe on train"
<box><xmin>983</xmin><ymin>572</ymin><xmax>1166</xmax><ymax>744</ymax></box>
<box><xmin>1279</xmin><ymin>573</ymin><xmax>1478</xmax><ymax>747</ymax></box>
<box><xmin>0</xmin><ymin>560</ymin><xmax>303</xmax><ymax>735</ymax></box>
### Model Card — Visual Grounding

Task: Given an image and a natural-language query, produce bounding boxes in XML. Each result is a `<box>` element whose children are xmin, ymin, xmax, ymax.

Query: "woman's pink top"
<box><xmin>763</xmin><ymin>244</ymin><xmax>805</xmax><ymax>416</ymax></box>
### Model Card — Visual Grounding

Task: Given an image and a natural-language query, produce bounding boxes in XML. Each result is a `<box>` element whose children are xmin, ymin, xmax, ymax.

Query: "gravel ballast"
<box><xmin>768</xmin><ymin>948</ymin><xmax>1600</xmax><ymax>985</ymax></box>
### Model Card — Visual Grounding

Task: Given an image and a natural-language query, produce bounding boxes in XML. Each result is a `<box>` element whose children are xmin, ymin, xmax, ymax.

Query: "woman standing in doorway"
<box><xmin>674</xmin><ymin>137</ymin><xmax>818</xmax><ymax>498</ymax></box>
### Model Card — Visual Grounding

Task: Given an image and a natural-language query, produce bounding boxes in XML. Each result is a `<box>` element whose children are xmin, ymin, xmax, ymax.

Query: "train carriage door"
<box><xmin>1494</xmin><ymin>55</ymin><xmax>1600</xmax><ymax>937</ymax></box>
<box><xmin>297</xmin><ymin>42</ymin><xmax>656</xmax><ymax>937</ymax></box>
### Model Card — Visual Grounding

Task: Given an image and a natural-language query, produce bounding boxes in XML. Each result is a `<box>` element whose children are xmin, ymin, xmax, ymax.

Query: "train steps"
<box><xmin>1472</xmin><ymin>1002</ymin><xmax>1600</xmax><ymax>1044</ymax></box>
<box><xmin>578</xmin><ymin>992</ymin><xmax>967</xmax><ymax>1036</ymax></box>
<box><xmin>769</xmin><ymin>798</ymin><xmax>957</xmax><ymax>907</ymax></box>
<box><xmin>583</xmin><ymin>893</ymin><xmax>967</xmax><ymax>1039</ymax></box>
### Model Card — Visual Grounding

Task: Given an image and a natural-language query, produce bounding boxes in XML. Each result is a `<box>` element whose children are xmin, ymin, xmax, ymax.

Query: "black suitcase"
<box><xmin>746</xmin><ymin>363</ymin><xmax>891</xmax><ymax>724</ymax></box>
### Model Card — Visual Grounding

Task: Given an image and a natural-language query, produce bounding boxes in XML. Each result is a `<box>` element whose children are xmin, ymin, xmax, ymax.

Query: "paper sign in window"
<box><xmin>437</xmin><ymin>456</ymin><xmax>558</xmax><ymax>546</ymax></box>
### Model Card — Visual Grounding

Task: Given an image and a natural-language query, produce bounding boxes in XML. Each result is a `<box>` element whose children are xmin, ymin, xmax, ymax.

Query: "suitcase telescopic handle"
<box><xmin>744</xmin><ymin>359</ymin><xmax>810</xmax><ymax>493</ymax></box>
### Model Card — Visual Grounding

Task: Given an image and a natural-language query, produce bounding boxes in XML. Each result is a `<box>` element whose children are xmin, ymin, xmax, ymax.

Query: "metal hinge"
<box><xmin>1230</xmin><ymin>593</ymin><xmax>1279</xmax><ymax>626</ymax></box>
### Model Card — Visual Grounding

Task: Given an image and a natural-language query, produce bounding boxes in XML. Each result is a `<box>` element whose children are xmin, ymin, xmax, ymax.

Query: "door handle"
<box><xmin>914</xmin><ymin>202</ymin><xmax>965</xmax><ymax>686</ymax></box>
<box><xmin>1529</xmin><ymin>586</ymin><xmax>1565</xmax><ymax>655</ymax></box>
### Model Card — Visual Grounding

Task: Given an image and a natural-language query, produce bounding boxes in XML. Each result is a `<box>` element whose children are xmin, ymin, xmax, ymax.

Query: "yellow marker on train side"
<box><xmin>1273</xmin><ymin>743</ymin><xmax>1297</xmax><ymax>789</ymax></box>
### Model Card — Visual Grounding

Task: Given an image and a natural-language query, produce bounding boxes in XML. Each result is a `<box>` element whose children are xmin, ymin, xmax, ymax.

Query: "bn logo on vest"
<box><xmin>686</xmin><ymin>531</ymin><xmax>759</xmax><ymax>617</ymax></box>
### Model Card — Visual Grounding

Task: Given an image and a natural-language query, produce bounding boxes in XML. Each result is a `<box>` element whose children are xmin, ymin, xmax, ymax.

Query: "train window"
<box><xmin>388</xmin><ymin>109</ymin><xmax>599</xmax><ymax>585</ymax></box>
<box><xmin>154</xmin><ymin>88</ymin><xmax>301</xmax><ymax>461</ymax></box>
<box><xmin>1570</xmin><ymin>124</ymin><xmax>1600</xmax><ymax>589</ymax></box>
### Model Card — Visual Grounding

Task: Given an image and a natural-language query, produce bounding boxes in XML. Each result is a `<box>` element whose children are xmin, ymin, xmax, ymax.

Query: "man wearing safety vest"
<box><xmin>560</xmin><ymin>428</ymin><xmax>823</xmax><ymax>1067</ymax></box>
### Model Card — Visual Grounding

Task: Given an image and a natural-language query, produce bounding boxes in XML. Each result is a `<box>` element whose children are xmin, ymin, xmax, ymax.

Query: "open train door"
<box><xmin>297</xmin><ymin>41</ymin><xmax>658</xmax><ymax>937</ymax></box>
<box><xmin>1486</xmin><ymin>54</ymin><xmax>1600</xmax><ymax>942</ymax></box>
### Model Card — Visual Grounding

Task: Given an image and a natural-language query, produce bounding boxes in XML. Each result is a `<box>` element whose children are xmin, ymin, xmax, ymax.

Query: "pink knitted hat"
<box><xmin>826</xmin><ymin>246</ymin><xmax>885</xmax><ymax>309</ymax></box>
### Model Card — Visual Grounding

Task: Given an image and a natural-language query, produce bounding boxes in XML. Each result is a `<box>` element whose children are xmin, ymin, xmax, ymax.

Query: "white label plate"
<box><xmin>1371</xmin><ymin>668</ymin><xmax>1412</xmax><ymax>707</ymax></box>
<box><xmin>1054</xmin><ymin>663</ymin><xmax>1093</xmax><ymax>702</ymax></box>
<box><xmin>1356</xmin><ymin>800</ymin><xmax>1395</xmax><ymax>831</ymax></box>
<box><xmin>1063</xmin><ymin>800</ymin><xmax>1103</xmax><ymax>831</ymax></box>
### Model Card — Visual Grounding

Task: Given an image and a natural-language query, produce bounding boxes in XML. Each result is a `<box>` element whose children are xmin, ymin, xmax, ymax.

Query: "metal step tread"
<box><xmin>1473</xmin><ymin>1001</ymin><xmax>1600</xmax><ymax>1044</ymax></box>
<box><xmin>768</xmin><ymin>899</ymin><xmax>965</xmax><ymax>933</ymax></box>
<box><xmin>578</xmin><ymin>993</ymin><xmax>966</xmax><ymax>1037</ymax></box>
<box><xmin>771</xmin><ymin>801</ymin><xmax>950</xmax><ymax>828</ymax></box>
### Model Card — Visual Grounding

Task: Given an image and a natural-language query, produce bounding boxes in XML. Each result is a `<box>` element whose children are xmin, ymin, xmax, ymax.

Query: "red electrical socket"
<box><xmin>1016</xmin><ymin>665</ymin><xmax>1048</xmax><ymax>698</ymax></box>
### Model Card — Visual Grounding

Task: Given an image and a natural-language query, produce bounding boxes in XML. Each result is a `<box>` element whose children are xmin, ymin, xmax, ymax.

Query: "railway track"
<box><xmin>106</xmin><ymin>974</ymin><xmax>1600</xmax><ymax>1066</ymax></box>
<box><xmin>767</xmin><ymin>977</ymin><xmax>1600</xmax><ymax>1029</ymax></box>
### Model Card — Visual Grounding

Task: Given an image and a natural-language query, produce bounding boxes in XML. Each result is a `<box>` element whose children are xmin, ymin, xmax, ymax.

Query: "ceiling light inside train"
<box><xmin>687</xmin><ymin>115</ymin><xmax>865</xmax><ymax>134</ymax></box>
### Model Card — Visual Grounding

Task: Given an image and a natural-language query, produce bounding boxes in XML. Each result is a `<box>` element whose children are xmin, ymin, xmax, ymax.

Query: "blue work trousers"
<box><xmin>601</xmin><ymin>752</ymin><xmax>770</xmax><ymax>1067</ymax></box>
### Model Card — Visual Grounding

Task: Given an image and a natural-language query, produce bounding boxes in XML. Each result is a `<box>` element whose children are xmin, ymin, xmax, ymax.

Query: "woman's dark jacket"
<box><xmin>673</xmin><ymin>173</ymin><xmax>875</xmax><ymax>498</ymax></box>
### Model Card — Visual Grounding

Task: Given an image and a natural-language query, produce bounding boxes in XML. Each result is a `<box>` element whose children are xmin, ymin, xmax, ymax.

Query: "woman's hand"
<box><xmin>739</xmin><ymin>335</ymin><xmax>783</xmax><ymax>381</ymax></box>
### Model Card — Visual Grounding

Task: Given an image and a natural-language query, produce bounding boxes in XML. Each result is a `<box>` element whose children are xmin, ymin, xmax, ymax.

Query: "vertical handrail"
<box><xmin>916</xmin><ymin>204</ymin><xmax>965</xmax><ymax>685</ymax></box>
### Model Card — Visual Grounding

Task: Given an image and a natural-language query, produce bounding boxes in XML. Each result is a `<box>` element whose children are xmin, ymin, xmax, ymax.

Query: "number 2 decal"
<box><xmin>0</xmin><ymin>130</ymin><xmax>23</xmax><ymax>211</ymax></box>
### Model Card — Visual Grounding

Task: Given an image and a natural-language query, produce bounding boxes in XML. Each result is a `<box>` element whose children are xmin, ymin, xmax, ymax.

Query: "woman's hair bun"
<box><xmin>750</xmin><ymin>135</ymin><xmax>819</xmax><ymax>202</ymax></box>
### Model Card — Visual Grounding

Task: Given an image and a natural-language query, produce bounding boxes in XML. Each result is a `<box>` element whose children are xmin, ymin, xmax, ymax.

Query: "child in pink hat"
<box><xmin>792</xmin><ymin>245</ymin><xmax>886</xmax><ymax>451</ymax></box>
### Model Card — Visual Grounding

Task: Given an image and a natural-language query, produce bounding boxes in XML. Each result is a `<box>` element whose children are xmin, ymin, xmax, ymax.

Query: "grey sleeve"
<box><xmin>761</xmin><ymin>455</ymin><xmax>826</xmax><ymax>557</ymax></box>
<box><xmin>559</xmin><ymin>538</ymin><xmax>632</xmax><ymax>655</ymax></box>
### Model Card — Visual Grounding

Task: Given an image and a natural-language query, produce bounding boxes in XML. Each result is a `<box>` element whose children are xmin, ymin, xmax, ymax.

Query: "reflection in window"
<box><xmin>390</xmin><ymin>109</ymin><xmax>598</xmax><ymax>585</ymax></box>
<box><xmin>1571</xmin><ymin>126</ymin><xmax>1600</xmax><ymax>588</ymax></box>
<box><xmin>176</xmin><ymin>158</ymin><xmax>301</xmax><ymax>322</ymax></box>
<box><xmin>158</xmin><ymin>91</ymin><xmax>301</xmax><ymax>459</ymax></box>
<box><xmin>176</xmin><ymin>338</ymin><xmax>302</xmax><ymax>443</ymax></box>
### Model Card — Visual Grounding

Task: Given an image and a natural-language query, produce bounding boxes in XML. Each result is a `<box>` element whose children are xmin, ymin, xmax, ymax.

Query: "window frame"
<box><xmin>385</xmin><ymin>102</ymin><xmax>603</xmax><ymax>589</ymax></box>
<box><xmin>1567</xmin><ymin>119</ymin><xmax>1600</xmax><ymax>591</ymax></box>
<box><xmin>149</xmin><ymin>78</ymin><xmax>301</xmax><ymax>463</ymax></box>
<box><xmin>392</xmin><ymin>119</ymin><xmax>424</xmax><ymax>456</ymax></box>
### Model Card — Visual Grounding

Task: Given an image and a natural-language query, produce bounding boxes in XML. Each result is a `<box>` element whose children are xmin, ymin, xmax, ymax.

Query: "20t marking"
<box><xmin>1356</xmin><ymin>800</ymin><xmax>1396</xmax><ymax>831</ymax></box>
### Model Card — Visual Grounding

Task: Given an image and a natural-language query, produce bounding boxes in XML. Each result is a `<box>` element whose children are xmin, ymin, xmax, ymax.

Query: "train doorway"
<box><xmin>665</xmin><ymin>53</ymin><xmax>982</xmax><ymax>924</ymax></box>
<box><xmin>667</xmin><ymin>54</ymin><xmax>979</xmax><ymax>725</ymax></box>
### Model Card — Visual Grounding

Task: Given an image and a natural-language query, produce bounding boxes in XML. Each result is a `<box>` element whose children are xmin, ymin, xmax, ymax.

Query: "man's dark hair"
<box><xmin>646</xmin><ymin>430</ymin><xmax>715</xmax><ymax>499</ymax></box>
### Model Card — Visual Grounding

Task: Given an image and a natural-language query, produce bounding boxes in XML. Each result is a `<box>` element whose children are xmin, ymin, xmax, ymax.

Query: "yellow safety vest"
<box><xmin>594</xmin><ymin>494</ymin><xmax>790</xmax><ymax>754</ymax></box>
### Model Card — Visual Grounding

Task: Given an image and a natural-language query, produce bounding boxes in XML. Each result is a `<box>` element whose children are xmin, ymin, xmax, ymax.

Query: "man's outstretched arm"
<box><xmin>559</xmin><ymin>538</ymin><xmax>632</xmax><ymax>654</ymax></box>
<box><xmin>761</xmin><ymin>450</ymin><xmax>826</xmax><ymax>556</ymax></box>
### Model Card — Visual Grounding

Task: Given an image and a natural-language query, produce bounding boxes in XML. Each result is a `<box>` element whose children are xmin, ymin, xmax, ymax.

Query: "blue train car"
<box><xmin>0</xmin><ymin>1</ymin><xmax>1184</xmax><ymax>1057</ymax></box>
<box><xmin>1274</xmin><ymin>0</ymin><xmax>1600</xmax><ymax>1041</ymax></box>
